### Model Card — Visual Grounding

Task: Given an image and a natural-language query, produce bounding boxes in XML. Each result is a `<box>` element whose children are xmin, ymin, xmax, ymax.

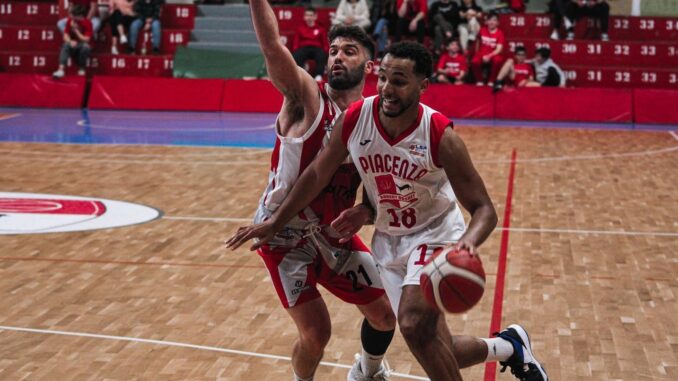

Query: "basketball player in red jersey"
<box><xmin>228</xmin><ymin>41</ymin><xmax>548</xmax><ymax>381</ymax></box>
<box><xmin>240</xmin><ymin>2</ymin><xmax>396</xmax><ymax>381</ymax></box>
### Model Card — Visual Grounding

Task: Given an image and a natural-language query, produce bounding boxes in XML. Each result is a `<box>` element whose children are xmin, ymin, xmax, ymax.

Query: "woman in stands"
<box><xmin>458</xmin><ymin>0</ymin><xmax>483</xmax><ymax>51</ymax></box>
<box><xmin>333</xmin><ymin>0</ymin><xmax>371</xmax><ymax>31</ymax></box>
<box><xmin>108</xmin><ymin>0</ymin><xmax>136</xmax><ymax>55</ymax></box>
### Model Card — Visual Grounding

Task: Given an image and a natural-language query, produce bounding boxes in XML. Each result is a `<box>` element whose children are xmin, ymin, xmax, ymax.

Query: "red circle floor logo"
<box><xmin>0</xmin><ymin>192</ymin><xmax>162</xmax><ymax>235</ymax></box>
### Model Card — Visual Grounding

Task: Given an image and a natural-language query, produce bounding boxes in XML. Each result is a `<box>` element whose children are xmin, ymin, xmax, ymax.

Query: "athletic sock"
<box><xmin>481</xmin><ymin>337</ymin><xmax>515</xmax><ymax>362</ymax></box>
<box><xmin>360</xmin><ymin>319</ymin><xmax>395</xmax><ymax>376</ymax></box>
<box><xmin>293</xmin><ymin>371</ymin><xmax>313</xmax><ymax>381</ymax></box>
<box><xmin>361</xmin><ymin>349</ymin><xmax>385</xmax><ymax>377</ymax></box>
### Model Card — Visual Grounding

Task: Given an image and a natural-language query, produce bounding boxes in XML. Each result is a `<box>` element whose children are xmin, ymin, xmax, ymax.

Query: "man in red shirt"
<box><xmin>470</xmin><ymin>11</ymin><xmax>505</xmax><ymax>85</ymax></box>
<box><xmin>435</xmin><ymin>39</ymin><xmax>467</xmax><ymax>84</ymax></box>
<box><xmin>57</xmin><ymin>0</ymin><xmax>101</xmax><ymax>34</ymax></box>
<box><xmin>395</xmin><ymin>0</ymin><xmax>427</xmax><ymax>43</ymax></box>
<box><xmin>492</xmin><ymin>46</ymin><xmax>538</xmax><ymax>92</ymax></box>
<box><xmin>292</xmin><ymin>7</ymin><xmax>329</xmax><ymax>81</ymax></box>
<box><xmin>52</xmin><ymin>5</ymin><xmax>93</xmax><ymax>79</ymax></box>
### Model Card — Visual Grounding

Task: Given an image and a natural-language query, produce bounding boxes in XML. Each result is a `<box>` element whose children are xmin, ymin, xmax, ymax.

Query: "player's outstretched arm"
<box><xmin>439</xmin><ymin>128</ymin><xmax>498</xmax><ymax>254</ymax></box>
<box><xmin>225</xmin><ymin>114</ymin><xmax>351</xmax><ymax>251</ymax></box>
<box><xmin>249</xmin><ymin>0</ymin><xmax>314</xmax><ymax>99</ymax></box>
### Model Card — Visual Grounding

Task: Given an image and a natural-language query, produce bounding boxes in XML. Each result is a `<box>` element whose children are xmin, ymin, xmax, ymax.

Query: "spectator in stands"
<box><xmin>292</xmin><ymin>7</ymin><xmax>329</xmax><ymax>81</ymax></box>
<box><xmin>532</xmin><ymin>47</ymin><xmax>566</xmax><ymax>86</ymax></box>
<box><xmin>502</xmin><ymin>0</ymin><xmax>526</xmax><ymax>13</ymax></box>
<box><xmin>395</xmin><ymin>0</ymin><xmax>427</xmax><ymax>43</ymax></box>
<box><xmin>471</xmin><ymin>11</ymin><xmax>505</xmax><ymax>85</ymax></box>
<box><xmin>428</xmin><ymin>0</ymin><xmax>461</xmax><ymax>55</ymax></box>
<box><xmin>370</xmin><ymin>0</ymin><xmax>397</xmax><ymax>57</ymax></box>
<box><xmin>333</xmin><ymin>0</ymin><xmax>371</xmax><ymax>30</ymax></box>
<box><xmin>571</xmin><ymin>0</ymin><xmax>610</xmax><ymax>40</ymax></box>
<box><xmin>129</xmin><ymin>0</ymin><xmax>163</xmax><ymax>54</ymax></box>
<box><xmin>108</xmin><ymin>0</ymin><xmax>136</xmax><ymax>55</ymax></box>
<box><xmin>52</xmin><ymin>5</ymin><xmax>92</xmax><ymax>79</ymax></box>
<box><xmin>549</xmin><ymin>0</ymin><xmax>609</xmax><ymax>41</ymax></box>
<box><xmin>435</xmin><ymin>39</ymin><xmax>467</xmax><ymax>84</ymax></box>
<box><xmin>458</xmin><ymin>0</ymin><xmax>483</xmax><ymax>51</ymax></box>
<box><xmin>57</xmin><ymin>0</ymin><xmax>101</xmax><ymax>35</ymax></box>
<box><xmin>492</xmin><ymin>46</ymin><xmax>537</xmax><ymax>92</ymax></box>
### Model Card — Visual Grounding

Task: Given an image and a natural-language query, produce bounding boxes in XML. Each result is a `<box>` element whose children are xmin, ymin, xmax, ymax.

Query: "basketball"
<box><xmin>420</xmin><ymin>247</ymin><xmax>486</xmax><ymax>314</ymax></box>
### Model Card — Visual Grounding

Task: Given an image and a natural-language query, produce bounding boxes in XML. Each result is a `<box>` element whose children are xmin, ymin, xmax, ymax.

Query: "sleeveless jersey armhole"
<box><xmin>430</xmin><ymin>112</ymin><xmax>454</xmax><ymax>168</ymax></box>
<box><xmin>341</xmin><ymin>99</ymin><xmax>365</xmax><ymax>147</ymax></box>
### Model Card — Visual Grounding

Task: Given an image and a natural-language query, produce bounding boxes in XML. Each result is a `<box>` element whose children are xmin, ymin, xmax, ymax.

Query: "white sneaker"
<box><xmin>141</xmin><ymin>47</ymin><xmax>147</xmax><ymax>55</ymax></box>
<box><xmin>496</xmin><ymin>324</ymin><xmax>548</xmax><ymax>381</ymax></box>
<box><xmin>566</xmin><ymin>31</ymin><xmax>575</xmax><ymax>40</ymax></box>
<box><xmin>52</xmin><ymin>69</ymin><xmax>65</xmax><ymax>79</ymax></box>
<box><xmin>111</xmin><ymin>45</ymin><xmax>119</xmax><ymax>55</ymax></box>
<box><xmin>601</xmin><ymin>33</ymin><xmax>609</xmax><ymax>41</ymax></box>
<box><xmin>550</xmin><ymin>30</ymin><xmax>559</xmax><ymax>40</ymax></box>
<box><xmin>347</xmin><ymin>353</ymin><xmax>391</xmax><ymax>381</ymax></box>
<box><xmin>120</xmin><ymin>35</ymin><xmax>128</xmax><ymax>44</ymax></box>
<box><xmin>77</xmin><ymin>69</ymin><xmax>86</xmax><ymax>76</ymax></box>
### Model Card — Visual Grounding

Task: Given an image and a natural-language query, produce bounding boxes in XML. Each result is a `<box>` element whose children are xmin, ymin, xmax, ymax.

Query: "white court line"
<box><xmin>496</xmin><ymin>227</ymin><xmax>678</xmax><ymax>238</ymax></box>
<box><xmin>0</xmin><ymin>325</ymin><xmax>429</xmax><ymax>380</ymax></box>
<box><xmin>0</xmin><ymin>113</ymin><xmax>21</xmax><ymax>121</ymax></box>
<box><xmin>164</xmin><ymin>216</ymin><xmax>678</xmax><ymax>237</ymax></box>
<box><xmin>0</xmin><ymin>155</ymin><xmax>265</xmax><ymax>166</ymax></box>
<box><xmin>670</xmin><ymin>131</ymin><xmax>678</xmax><ymax>142</ymax></box>
<box><xmin>164</xmin><ymin>216</ymin><xmax>252</xmax><ymax>223</ymax></box>
<box><xmin>474</xmin><ymin>144</ymin><xmax>678</xmax><ymax>164</ymax></box>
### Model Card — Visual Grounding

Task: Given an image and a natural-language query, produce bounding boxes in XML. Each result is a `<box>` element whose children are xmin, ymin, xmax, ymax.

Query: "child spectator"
<box><xmin>57</xmin><ymin>0</ymin><xmax>101</xmax><ymax>34</ymax></box>
<box><xmin>52</xmin><ymin>5</ymin><xmax>92</xmax><ymax>79</ymax></box>
<box><xmin>532</xmin><ymin>47</ymin><xmax>566</xmax><ymax>87</ymax></box>
<box><xmin>333</xmin><ymin>0</ymin><xmax>371</xmax><ymax>30</ymax></box>
<box><xmin>428</xmin><ymin>0</ymin><xmax>460</xmax><ymax>55</ymax></box>
<box><xmin>370</xmin><ymin>0</ymin><xmax>397</xmax><ymax>57</ymax></box>
<box><xmin>492</xmin><ymin>46</ymin><xmax>537</xmax><ymax>92</ymax></box>
<box><xmin>108</xmin><ymin>0</ymin><xmax>136</xmax><ymax>55</ymax></box>
<box><xmin>458</xmin><ymin>0</ymin><xmax>483</xmax><ymax>51</ymax></box>
<box><xmin>129</xmin><ymin>0</ymin><xmax>163</xmax><ymax>54</ymax></box>
<box><xmin>395</xmin><ymin>0</ymin><xmax>427</xmax><ymax>43</ymax></box>
<box><xmin>471</xmin><ymin>11</ymin><xmax>505</xmax><ymax>85</ymax></box>
<box><xmin>435</xmin><ymin>39</ymin><xmax>467</xmax><ymax>85</ymax></box>
<box><xmin>292</xmin><ymin>7</ymin><xmax>329</xmax><ymax>81</ymax></box>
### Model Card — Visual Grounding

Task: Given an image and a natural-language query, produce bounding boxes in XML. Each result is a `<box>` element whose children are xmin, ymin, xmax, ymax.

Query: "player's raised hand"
<box><xmin>330</xmin><ymin>204</ymin><xmax>371</xmax><ymax>244</ymax></box>
<box><xmin>225</xmin><ymin>221</ymin><xmax>276</xmax><ymax>251</ymax></box>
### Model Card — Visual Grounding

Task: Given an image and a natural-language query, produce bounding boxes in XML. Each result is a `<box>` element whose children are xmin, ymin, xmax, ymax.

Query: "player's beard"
<box><xmin>328</xmin><ymin>62</ymin><xmax>366</xmax><ymax>90</ymax></box>
<box><xmin>379</xmin><ymin>95</ymin><xmax>416</xmax><ymax>118</ymax></box>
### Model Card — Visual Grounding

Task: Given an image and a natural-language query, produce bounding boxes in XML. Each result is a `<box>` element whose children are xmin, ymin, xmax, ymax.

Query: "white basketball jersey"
<box><xmin>342</xmin><ymin>96</ymin><xmax>462</xmax><ymax>236</ymax></box>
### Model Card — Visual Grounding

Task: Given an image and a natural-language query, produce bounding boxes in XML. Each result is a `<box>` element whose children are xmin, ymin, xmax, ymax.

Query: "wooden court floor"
<box><xmin>0</xmin><ymin>125</ymin><xmax>676</xmax><ymax>380</ymax></box>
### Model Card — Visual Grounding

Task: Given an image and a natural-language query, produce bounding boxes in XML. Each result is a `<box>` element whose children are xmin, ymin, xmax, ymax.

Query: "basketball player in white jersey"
<box><xmin>227</xmin><ymin>41</ymin><xmax>548</xmax><ymax>381</ymax></box>
<box><xmin>239</xmin><ymin>2</ymin><xmax>397</xmax><ymax>381</ymax></box>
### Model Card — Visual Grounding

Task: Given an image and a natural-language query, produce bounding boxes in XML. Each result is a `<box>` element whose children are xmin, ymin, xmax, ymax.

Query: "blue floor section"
<box><xmin>0</xmin><ymin>108</ymin><xmax>675</xmax><ymax>148</ymax></box>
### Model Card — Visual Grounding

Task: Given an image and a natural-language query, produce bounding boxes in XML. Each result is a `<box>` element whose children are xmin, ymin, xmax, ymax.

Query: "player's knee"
<box><xmin>299</xmin><ymin>325</ymin><xmax>331</xmax><ymax>354</ymax></box>
<box><xmin>364</xmin><ymin>298</ymin><xmax>397</xmax><ymax>331</ymax></box>
<box><xmin>398</xmin><ymin>312</ymin><xmax>437</xmax><ymax>348</ymax></box>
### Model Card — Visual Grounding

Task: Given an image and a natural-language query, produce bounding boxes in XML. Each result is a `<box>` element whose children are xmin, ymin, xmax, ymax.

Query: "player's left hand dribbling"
<box><xmin>453</xmin><ymin>240</ymin><xmax>477</xmax><ymax>255</ymax></box>
<box><xmin>225</xmin><ymin>222</ymin><xmax>275</xmax><ymax>251</ymax></box>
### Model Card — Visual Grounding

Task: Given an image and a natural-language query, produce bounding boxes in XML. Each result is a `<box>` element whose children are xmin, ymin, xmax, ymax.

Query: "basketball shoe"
<box><xmin>347</xmin><ymin>353</ymin><xmax>391</xmax><ymax>381</ymax></box>
<box><xmin>496</xmin><ymin>324</ymin><xmax>548</xmax><ymax>381</ymax></box>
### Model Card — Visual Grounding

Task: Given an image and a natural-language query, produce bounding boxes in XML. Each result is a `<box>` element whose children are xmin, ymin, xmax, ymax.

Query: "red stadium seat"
<box><xmin>0</xmin><ymin>25</ymin><xmax>61</xmax><ymax>52</ymax></box>
<box><xmin>506</xmin><ymin>39</ymin><xmax>678</xmax><ymax>69</ymax></box>
<box><xmin>0</xmin><ymin>2</ymin><xmax>60</xmax><ymax>26</ymax></box>
<box><xmin>161</xmin><ymin>4</ymin><xmax>196</xmax><ymax>29</ymax></box>
<box><xmin>90</xmin><ymin>54</ymin><xmax>174</xmax><ymax>77</ymax></box>
<box><xmin>499</xmin><ymin>14</ymin><xmax>678</xmax><ymax>42</ymax></box>
<box><xmin>561</xmin><ymin>66</ymin><xmax>678</xmax><ymax>89</ymax></box>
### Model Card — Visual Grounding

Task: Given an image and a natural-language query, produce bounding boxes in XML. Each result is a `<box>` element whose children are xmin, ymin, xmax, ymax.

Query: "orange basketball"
<box><xmin>420</xmin><ymin>247</ymin><xmax>486</xmax><ymax>314</ymax></box>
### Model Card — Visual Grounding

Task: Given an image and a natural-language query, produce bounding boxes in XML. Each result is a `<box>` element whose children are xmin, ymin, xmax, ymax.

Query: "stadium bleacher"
<box><xmin>0</xmin><ymin>1</ymin><xmax>676</xmax><ymax>123</ymax></box>
<box><xmin>0</xmin><ymin>1</ymin><xmax>195</xmax><ymax>76</ymax></box>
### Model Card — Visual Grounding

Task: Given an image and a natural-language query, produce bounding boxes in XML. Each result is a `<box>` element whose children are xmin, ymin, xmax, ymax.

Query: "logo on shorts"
<box><xmin>0</xmin><ymin>192</ymin><xmax>162</xmax><ymax>235</ymax></box>
<box><xmin>291</xmin><ymin>280</ymin><xmax>310</xmax><ymax>295</ymax></box>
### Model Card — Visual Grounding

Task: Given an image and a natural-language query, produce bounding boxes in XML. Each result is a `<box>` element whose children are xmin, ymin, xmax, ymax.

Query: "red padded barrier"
<box><xmin>495</xmin><ymin>87</ymin><xmax>633</xmax><ymax>123</ymax></box>
<box><xmin>0</xmin><ymin>73</ymin><xmax>85</xmax><ymax>108</ymax></box>
<box><xmin>633</xmin><ymin>89</ymin><xmax>678</xmax><ymax>124</ymax></box>
<box><xmin>88</xmin><ymin>76</ymin><xmax>225</xmax><ymax>111</ymax></box>
<box><xmin>422</xmin><ymin>85</ymin><xmax>495</xmax><ymax>119</ymax></box>
<box><xmin>222</xmin><ymin>79</ymin><xmax>284</xmax><ymax>113</ymax></box>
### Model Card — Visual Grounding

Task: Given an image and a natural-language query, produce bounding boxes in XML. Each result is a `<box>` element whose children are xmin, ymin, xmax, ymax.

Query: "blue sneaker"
<box><xmin>495</xmin><ymin>324</ymin><xmax>548</xmax><ymax>381</ymax></box>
